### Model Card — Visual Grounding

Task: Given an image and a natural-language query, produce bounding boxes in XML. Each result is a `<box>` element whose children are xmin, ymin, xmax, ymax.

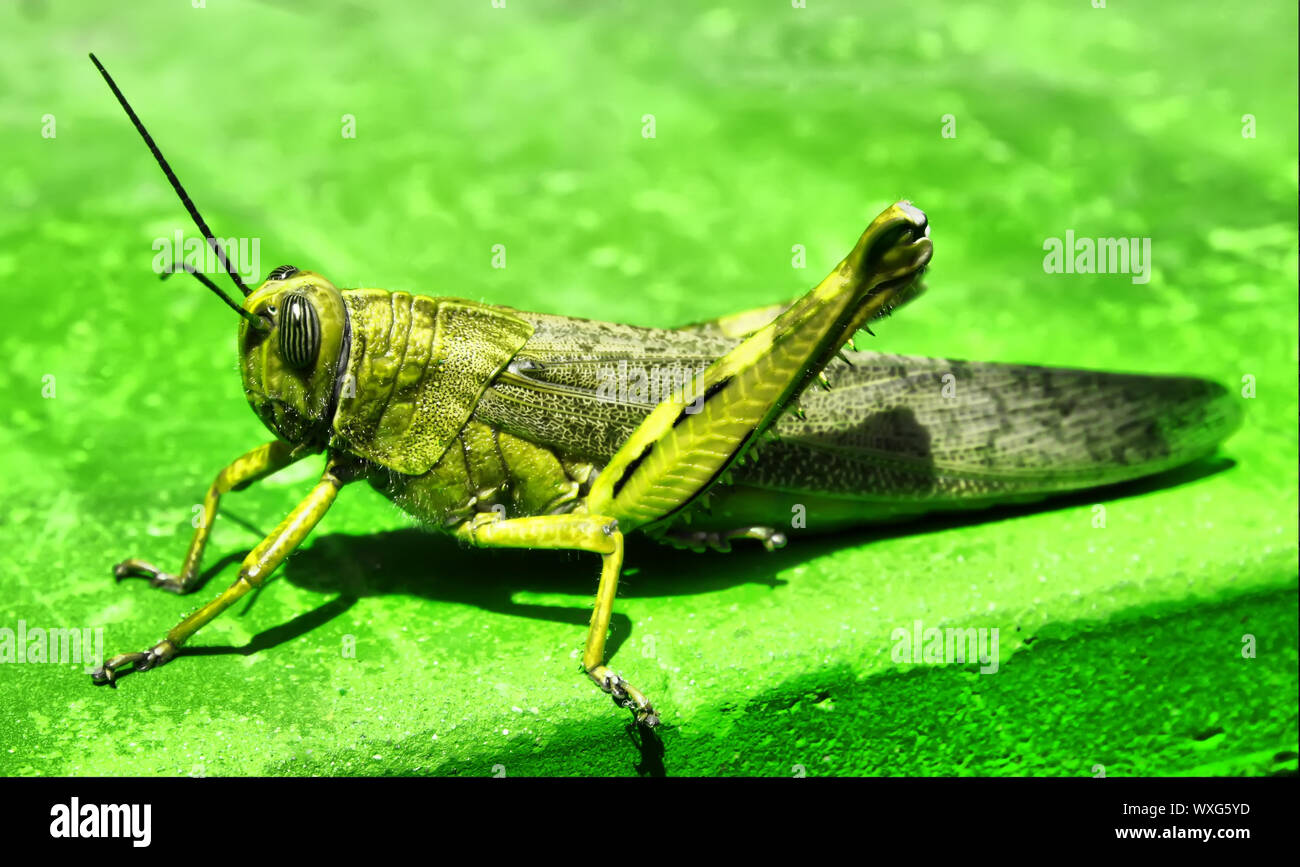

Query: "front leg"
<box><xmin>455</xmin><ymin>513</ymin><xmax>659</xmax><ymax>727</ymax></box>
<box><xmin>92</xmin><ymin>459</ymin><xmax>351</xmax><ymax>684</ymax></box>
<box><xmin>114</xmin><ymin>439</ymin><xmax>310</xmax><ymax>593</ymax></box>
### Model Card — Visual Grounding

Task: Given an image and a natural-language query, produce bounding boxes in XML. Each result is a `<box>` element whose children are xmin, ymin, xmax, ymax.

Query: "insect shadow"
<box><xmin>192</xmin><ymin>453</ymin><xmax>1237</xmax><ymax>663</ymax></box>
<box><xmin>173</xmin><ymin>453</ymin><xmax>1230</xmax><ymax>776</ymax></box>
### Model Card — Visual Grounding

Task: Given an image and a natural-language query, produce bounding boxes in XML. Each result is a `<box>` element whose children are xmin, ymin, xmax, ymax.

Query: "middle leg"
<box><xmin>456</xmin><ymin>512</ymin><xmax>659</xmax><ymax>726</ymax></box>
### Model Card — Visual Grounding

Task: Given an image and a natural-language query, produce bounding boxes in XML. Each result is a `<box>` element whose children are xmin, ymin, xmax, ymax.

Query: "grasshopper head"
<box><xmin>239</xmin><ymin>267</ymin><xmax>350</xmax><ymax>446</ymax></box>
<box><xmin>86</xmin><ymin>56</ymin><xmax>349</xmax><ymax>449</ymax></box>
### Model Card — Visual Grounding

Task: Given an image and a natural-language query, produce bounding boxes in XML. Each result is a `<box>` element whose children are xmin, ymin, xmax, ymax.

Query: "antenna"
<box><xmin>160</xmin><ymin>263</ymin><xmax>270</xmax><ymax>332</ymax></box>
<box><xmin>89</xmin><ymin>53</ymin><xmax>257</xmax><ymax>304</ymax></box>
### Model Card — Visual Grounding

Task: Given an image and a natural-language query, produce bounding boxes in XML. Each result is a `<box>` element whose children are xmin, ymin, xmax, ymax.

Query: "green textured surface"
<box><xmin>1</xmin><ymin>0</ymin><xmax>1296</xmax><ymax>776</ymax></box>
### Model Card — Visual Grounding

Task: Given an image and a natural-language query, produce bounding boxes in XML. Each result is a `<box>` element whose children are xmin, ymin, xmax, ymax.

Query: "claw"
<box><xmin>660</xmin><ymin>525</ymin><xmax>785</xmax><ymax>554</ymax></box>
<box><xmin>589</xmin><ymin>666</ymin><xmax>658</xmax><ymax>727</ymax></box>
<box><xmin>90</xmin><ymin>663</ymin><xmax>118</xmax><ymax>685</ymax></box>
<box><xmin>90</xmin><ymin>640</ymin><xmax>177</xmax><ymax>685</ymax></box>
<box><xmin>603</xmin><ymin>672</ymin><xmax>629</xmax><ymax>701</ymax></box>
<box><xmin>113</xmin><ymin>559</ymin><xmax>186</xmax><ymax>594</ymax></box>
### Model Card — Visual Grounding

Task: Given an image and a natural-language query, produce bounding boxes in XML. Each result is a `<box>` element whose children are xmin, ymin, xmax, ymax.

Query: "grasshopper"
<box><xmin>88</xmin><ymin>55</ymin><xmax>1240</xmax><ymax>727</ymax></box>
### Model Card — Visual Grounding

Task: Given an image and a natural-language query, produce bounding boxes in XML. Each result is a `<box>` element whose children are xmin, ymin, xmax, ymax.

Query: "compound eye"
<box><xmin>268</xmin><ymin>265</ymin><xmax>300</xmax><ymax>280</ymax></box>
<box><xmin>278</xmin><ymin>293</ymin><xmax>321</xmax><ymax>369</ymax></box>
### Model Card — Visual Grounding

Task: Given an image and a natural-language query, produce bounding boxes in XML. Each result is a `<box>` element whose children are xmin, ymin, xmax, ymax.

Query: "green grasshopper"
<box><xmin>88</xmin><ymin>55</ymin><xmax>1240</xmax><ymax>727</ymax></box>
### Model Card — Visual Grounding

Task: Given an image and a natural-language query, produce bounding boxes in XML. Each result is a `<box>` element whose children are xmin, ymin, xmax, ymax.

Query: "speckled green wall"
<box><xmin>1</xmin><ymin>0</ymin><xmax>1295</xmax><ymax>776</ymax></box>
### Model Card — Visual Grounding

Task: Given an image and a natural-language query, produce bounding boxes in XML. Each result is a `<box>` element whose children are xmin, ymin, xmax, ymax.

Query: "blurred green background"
<box><xmin>1</xmin><ymin>0</ymin><xmax>1295</xmax><ymax>776</ymax></box>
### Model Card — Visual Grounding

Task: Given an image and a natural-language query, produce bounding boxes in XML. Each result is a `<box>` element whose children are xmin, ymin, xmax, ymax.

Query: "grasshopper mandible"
<box><xmin>88</xmin><ymin>55</ymin><xmax>1240</xmax><ymax>727</ymax></box>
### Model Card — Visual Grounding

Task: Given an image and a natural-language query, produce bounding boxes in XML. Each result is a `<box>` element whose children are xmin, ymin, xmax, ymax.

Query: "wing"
<box><xmin>473</xmin><ymin>310</ymin><xmax>734</xmax><ymax>460</ymax></box>
<box><xmin>472</xmin><ymin>312</ymin><xmax>1241</xmax><ymax>523</ymax></box>
<box><xmin>745</xmin><ymin>352</ymin><xmax>1241</xmax><ymax>501</ymax></box>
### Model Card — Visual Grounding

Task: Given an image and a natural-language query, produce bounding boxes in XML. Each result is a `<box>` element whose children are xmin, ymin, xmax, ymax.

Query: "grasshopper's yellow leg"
<box><xmin>92</xmin><ymin>459</ymin><xmax>352</xmax><ymax>684</ymax></box>
<box><xmin>674</xmin><ymin>279</ymin><xmax>927</xmax><ymax>339</ymax></box>
<box><xmin>455</xmin><ymin>513</ymin><xmax>659</xmax><ymax>727</ymax></box>
<box><xmin>589</xmin><ymin>200</ymin><xmax>933</xmax><ymax>532</ymax></box>
<box><xmin>674</xmin><ymin>300</ymin><xmax>795</xmax><ymax>339</ymax></box>
<box><xmin>114</xmin><ymin>440</ymin><xmax>310</xmax><ymax>594</ymax></box>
